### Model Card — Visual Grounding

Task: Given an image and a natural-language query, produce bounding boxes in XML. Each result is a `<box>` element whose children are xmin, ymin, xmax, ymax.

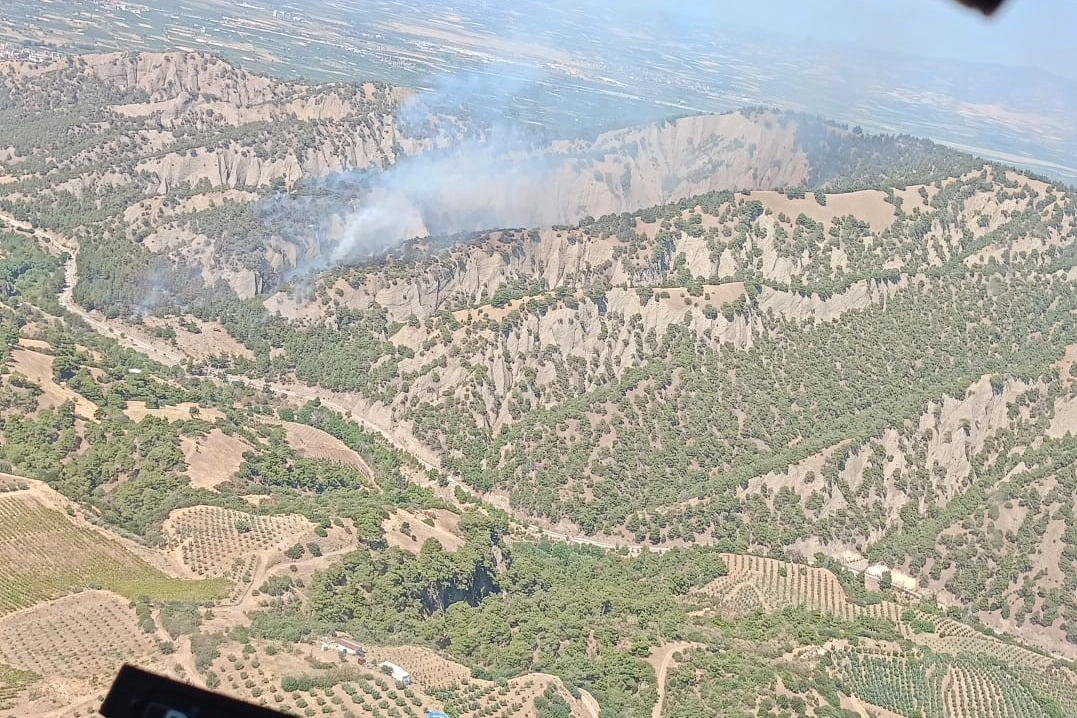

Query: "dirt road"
<box><xmin>4</xmin><ymin>209</ymin><xmax>663</xmax><ymax>556</ymax></box>
<box><xmin>649</xmin><ymin>642</ymin><xmax>702</xmax><ymax>718</ymax></box>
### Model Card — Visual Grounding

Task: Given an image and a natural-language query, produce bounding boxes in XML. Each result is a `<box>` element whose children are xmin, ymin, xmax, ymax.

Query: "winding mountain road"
<box><xmin>2</xmin><ymin>210</ymin><xmax>660</xmax><ymax>555</ymax></box>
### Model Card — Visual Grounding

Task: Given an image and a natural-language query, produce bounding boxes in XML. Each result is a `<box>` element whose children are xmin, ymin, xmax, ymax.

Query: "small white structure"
<box><xmin>321</xmin><ymin>635</ymin><xmax>365</xmax><ymax>657</ymax></box>
<box><xmin>865</xmin><ymin>564</ymin><xmax>918</xmax><ymax>593</ymax></box>
<box><xmin>379</xmin><ymin>661</ymin><xmax>412</xmax><ymax>686</ymax></box>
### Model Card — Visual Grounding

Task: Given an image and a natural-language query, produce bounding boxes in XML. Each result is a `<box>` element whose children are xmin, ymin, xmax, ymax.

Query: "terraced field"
<box><xmin>702</xmin><ymin>553</ymin><xmax>902</xmax><ymax>621</ymax></box>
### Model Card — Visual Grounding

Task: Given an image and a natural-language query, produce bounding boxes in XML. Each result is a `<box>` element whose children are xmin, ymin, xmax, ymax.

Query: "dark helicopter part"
<box><xmin>100</xmin><ymin>665</ymin><xmax>292</xmax><ymax>718</ymax></box>
<box><xmin>955</xmin><ymin>0</ymin><xmax>1007</xmax><ymax>14</ymax></box>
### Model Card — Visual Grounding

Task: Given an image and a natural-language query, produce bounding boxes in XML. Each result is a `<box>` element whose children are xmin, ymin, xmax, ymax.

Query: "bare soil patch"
<box><xmin>894</xmin><ymin>184</ymin><xmax>938</xmax><ymax>209</ymax></box>
<box><xmin>181</xmin><ymin>429</ymin><xmax>253</xmax><ymax>490</ymax></box>
<box><xmin>451</xmin><ymin>288</ymin><xmax>584</xmax><ymax>324</ymax></box>
<box><xmin>655</xmin><ymin>282</ymin><xmax>745</xmax><ymax>314</ymax></box>
<box><xmin>1048</xmin><ymin>396</ymin><xmax>1077</xmax><ymax>439</ymax></box>
<box><xmin>125</xmin><ymin>401</ymin><xmax>225</xmax><ymax>422</ymax></box>
<box><xmin>383</xmin><ymin>508</ymin><xmax>464</xmax><ymax>554</ymax></box>
<box><xmin>752</xmin><ymin>189</ymin><xmax>896</xmax><ymax>231</ymax></box>
<box><xmin>142</xmin><ymin>315</ymin><xmax>254</xmax><ymax>360</ymax></box>
<box><xmin>7</xmin><ymin>347</ymin><xmax>99</xmax><ymax>420</ymax></box>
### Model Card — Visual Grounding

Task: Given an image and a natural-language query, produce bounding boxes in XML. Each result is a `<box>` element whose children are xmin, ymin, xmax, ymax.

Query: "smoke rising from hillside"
<box><xmin>278</xmin><ymin>67</ymin><xmax>573</xmax><ymax>271</ymax></box>
<box><xmin>269</xmin><ymin>3</ymin><xmax>755</xmax><ymax>275</ymax></box>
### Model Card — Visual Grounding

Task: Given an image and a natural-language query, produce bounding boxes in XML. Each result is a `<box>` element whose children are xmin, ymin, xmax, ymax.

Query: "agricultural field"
<box><xmin>199</xmin><ymin>639</ymin><xmax>589</xmax><ymax>718</ymax></box>
<box><xmin>943</xmin><ymin>663</ymin><xmax>1050</xmax><ymax>718</ymax></box>
<box><xmin>830</xmin><ymin>649</ymin><xmax>948</xmax><ymax>718</ymax></box>
<box><xmin>0</xmin><ymin>590</ymin><xmax>157</xmax><ymax>679</ymax></box>
<box><xmin>163</xmin><ymin>506</ymin><xmax>315</xmax><ymax>579</ymax></box>
<box><xmin>0</xmin><ymin>662</ymin><xmax>37</xmax><ymax>712</ymax></box>
<box><xmin>282</xmin><ymin>421</ymin><xmax>374</xmax><ymax>479</ymax></box>
<box><xmin>0</xmin><ymin>488</ymin><xmax>227</xmax><ymax>615</ymax></box>
<box><xmin>682</xmin><ymin>553</ymin><xmax>1077</xmax><ymax>718</ymax></box>
<box><xmin>699</xmin><ymin>553</ymin><xmax>902</xmax><ymax>622</ymax></box>
<box><xmin>424</xmin><ymin>678</ymin><xmax>582</xmax><ymax>718</ymax></box>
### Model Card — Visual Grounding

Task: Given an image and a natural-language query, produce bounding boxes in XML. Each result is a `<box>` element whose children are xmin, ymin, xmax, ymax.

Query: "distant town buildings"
<box><xmin>271</xmin><ymin>9</ymin><xmax>303</xmax><ymax>22</ymax></box>
<box><xmin>0</xmin><ymin>43</ymin><xmax>61</xmax><ymax>64</ymax></box>
<box><xmin>86</xmin><ymin>0</ymin><xmax>146</xmax><ymax>15</ymax></box>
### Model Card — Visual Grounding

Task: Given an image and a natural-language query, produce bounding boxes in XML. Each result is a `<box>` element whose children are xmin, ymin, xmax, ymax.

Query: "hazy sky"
<box><xmin>664</xmin><ymin>0</ymin><xmax>1076</xmax><ymax>80</ymax></box>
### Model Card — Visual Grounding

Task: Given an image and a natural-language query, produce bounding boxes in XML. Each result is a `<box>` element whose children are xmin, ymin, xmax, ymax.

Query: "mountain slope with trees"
<box><xmin>2</xmin><ymin>50</ymin><xmax>1077</xmax><ymax>718</ymax></box>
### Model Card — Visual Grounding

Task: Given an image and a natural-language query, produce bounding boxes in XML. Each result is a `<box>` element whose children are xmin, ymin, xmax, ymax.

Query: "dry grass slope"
<box><xmin>383</xmin><ymin>509</ymin><xmax>465</xmax><ymax>554</ymax></box>
<box><xmin>181</xmin><ymin>429</ymin><xmax>254</xmax><ymax>490</ymax></box>
<box><xmin>7</xmin><ymin>347</ymin><xmax>99</xmax><ymax>420</ymax></box>
<box><xmin>282</xmin><ymin>421</ymin><xmax>373</xmax><ymax>479</ymax></box>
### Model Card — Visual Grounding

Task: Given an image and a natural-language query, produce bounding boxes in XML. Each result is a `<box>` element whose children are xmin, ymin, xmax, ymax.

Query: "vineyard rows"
<box><xmin>0</xmin><ymin>590</ymin><xmax>156</xmax><ymax>678</ymax></box>
<box><xmin>912</xmin><ymin>626</ymin><xmax>1054</xmax><ymax>672</ymax></box>
<box><xmin>832</xmin><ymin>649</ymin><xmax>946</xmax><ymax>718</ymax></box>
<box><xmin>712</xmin><ymin>554</ymin><xmax>851</xmax><ymax>616</ymax></box>
<box><xmin>707</xmin><ymin>554</ymin><xmax>902</xmax><ymax>623</ymax></box>
<box><xmin>1009</xmin><ymin>663</ymin><xmax>1077</xmax><ymax>716</ymax></box>
<box><xmin>0</xmin><ymin>662</ymin><xmax>37</xmax><ymax>711</ymax></box>
<box><xmin>0</xmin><ymin>494</ymin><xmax>224</xmax><ymax>614</ymax></box>
<box><xmin>944</xmin><ymin>664</ymin><xmax>1048</xmax><ymax>718</ymax></box>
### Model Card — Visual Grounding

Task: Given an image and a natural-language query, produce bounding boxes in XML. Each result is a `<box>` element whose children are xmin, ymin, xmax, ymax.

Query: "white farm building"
<box><xmin>321</xmin><ymin>636</ymin><xmax>366</xmax><ymax>657</ymax></box>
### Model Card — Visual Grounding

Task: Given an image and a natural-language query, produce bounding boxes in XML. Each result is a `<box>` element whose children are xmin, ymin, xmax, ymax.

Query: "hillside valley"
<box><xmin>0</xmin><ymin>52</ymin><xmax>976</xmax><ymax>304</ymax></box>
<box><xmin>1</xmin><ymin>49</ymin><xmax>1077</xmax><ymax>718</ymax></box>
